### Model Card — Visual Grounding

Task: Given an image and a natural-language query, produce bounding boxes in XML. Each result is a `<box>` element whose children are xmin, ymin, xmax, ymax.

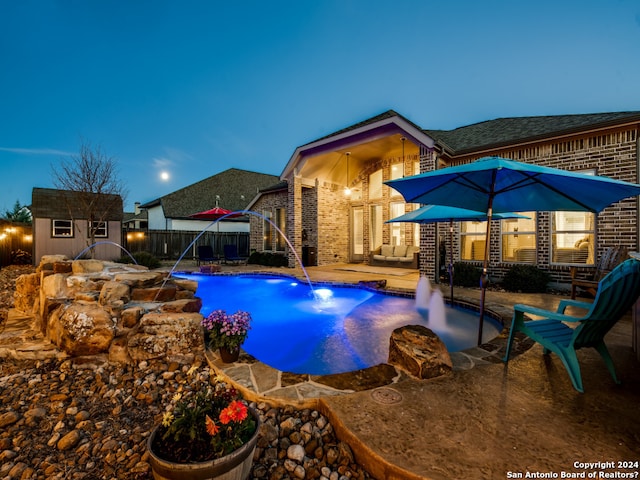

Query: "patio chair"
<box><xmin>503</xmin><ymin>257</ymin><xmax>640</xmax><ymax>392</ymax></box>
<box><xmin>570</xmin><ymin>246</ymin><xmax>627</xmax><ymax>299</ymax></box>
<box><xmin>223</xmin><ymin>244</ymin><xmax>245</xmax><ymax>265</ymax></box>
<box><xmin>196</xmin><ymin>245</ymin><xmax>218</xmax><ymax>266</ymax></box>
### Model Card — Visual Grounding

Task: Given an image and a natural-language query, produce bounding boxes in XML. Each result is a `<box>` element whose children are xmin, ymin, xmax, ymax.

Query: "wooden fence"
<box><xmin>122</xmin><ymin>230</ymin><xmax>250</xmax><ymax>261</ymax></box>
<box><xmin>0</xmin><ymin>222</ymin><xmax>33</xmax><ymax>267</ymax></box>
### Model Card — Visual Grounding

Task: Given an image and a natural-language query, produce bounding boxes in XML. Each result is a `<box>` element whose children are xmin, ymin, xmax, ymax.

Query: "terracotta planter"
<box><xmin>148</xmin><ymin>408</ymin><xmax>260</xmax><ymax>480</ymax></box>
<box><xmin>219</xmin><ymin>347</ymin><xmax>240</xmax><ymax>363</ymax></box>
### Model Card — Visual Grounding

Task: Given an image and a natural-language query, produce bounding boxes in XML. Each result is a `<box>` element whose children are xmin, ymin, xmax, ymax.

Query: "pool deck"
<box><xmin>2</xmin><ymin>262</ymin><xmax>639</xmax><ymax>479</ymax></box>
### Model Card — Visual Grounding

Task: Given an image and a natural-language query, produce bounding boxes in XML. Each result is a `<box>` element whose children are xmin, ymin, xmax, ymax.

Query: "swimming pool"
<box><xmin>176</xmin><ymin>273</ymin><xmax>501</xmax><ymax>375</ymax></box>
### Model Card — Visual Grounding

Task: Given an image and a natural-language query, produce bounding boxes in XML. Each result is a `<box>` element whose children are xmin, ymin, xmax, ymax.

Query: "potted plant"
<box><xmin>147</xmin><ymin>368</ymin><xmax>260</xmax><ymax>479</ymax></box>
<box><xmin>202</xmin><ymin>310</ymin><xmax>252</xmax><ymax>363</ymax></box>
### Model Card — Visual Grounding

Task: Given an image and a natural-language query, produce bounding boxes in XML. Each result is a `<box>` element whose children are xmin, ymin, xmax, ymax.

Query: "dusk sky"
<box><xmin>1</xmin><ymin>1</ymin><xmax>639</xmax><ymax>213</ymax></box>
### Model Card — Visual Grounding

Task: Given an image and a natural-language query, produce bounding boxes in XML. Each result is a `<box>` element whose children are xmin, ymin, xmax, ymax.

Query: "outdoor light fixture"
<box><xmin>344</xmin><ymin>152</ymin><xmax>352</xmax><ymax>196</ymax></box>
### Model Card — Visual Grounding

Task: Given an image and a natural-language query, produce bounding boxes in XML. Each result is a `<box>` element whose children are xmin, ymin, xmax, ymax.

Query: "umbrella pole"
<box><xmin>449</xmin><ymin>220</ymin><xmax>454</xmax><ymax>304</ymax></box>
<box><xmin>478</xmin><ymin>205</ymin><xmax>493</xmax><ymax>345</ymax></box>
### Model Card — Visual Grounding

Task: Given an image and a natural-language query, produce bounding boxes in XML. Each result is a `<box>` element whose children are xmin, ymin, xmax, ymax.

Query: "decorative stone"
<box><xmin>113</xmin><ymin>272</ymin><xmax>166</xmax><ymax>288</ymax></box>
<box><xmin>72</xmin><ymin>260</ymin><xmax>105</xmax><ymax>274</ymax></box>
<box><xmin>47</xmin><ymin>304</ymin><xmax>115</xmax><ymax>356</ymax></box>
<box><xmin>131</xmin><ymin>286</ymin><xmax>177</xmax><ymax>302</ymax></box>
<box><xmin>126</xmin><ymin>312</ymin><xmax>204</xmax><ymax>362</ymax></box>
<box><xmin>99</xmin><ymin>281</ymin><xmax>131</xmax><ymax>306</ymax></box>
<box><xmin>120</xmin><ymin>306</ymin><xmax>144</xmax><ymax>328</ymax></box>
<box><xmin>388</xmin><ymin>324</ymin><xmax>452</xmax><ymax>379</ymax></box>
<box><xmin>13</xmin><ymin>273</ymin><xmax>40</xmax><ymax>314</ymax></box>
<box><xmin>159</xmin><ymin>298</ymin><xmax>203</xmax><ymax>313</ymax></box>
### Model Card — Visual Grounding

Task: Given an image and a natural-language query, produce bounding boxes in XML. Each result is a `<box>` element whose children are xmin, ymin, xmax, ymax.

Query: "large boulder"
<box><xmin>47</xmin><ymin>304</ymin><xmax>115</xmax><ymax>356</ymax></box>
<box><xmin>388</xmin><ymin>325</ymin><xmax>452</xmax><ymax>379</ymax></box>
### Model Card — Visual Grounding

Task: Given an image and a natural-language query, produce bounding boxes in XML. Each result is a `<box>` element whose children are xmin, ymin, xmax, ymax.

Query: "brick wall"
<box><xmin>440</xmin><ymin>126</ymin><xmax>639</xmax><ymax>286</ymax></box>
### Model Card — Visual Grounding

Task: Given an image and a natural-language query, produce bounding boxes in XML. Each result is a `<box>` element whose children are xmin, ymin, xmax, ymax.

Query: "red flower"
<box><xmin>219</xmin><ymin>400</ymin><xmax>248</xmax><ymax>425</ymax></box>
<box><xmin>205</xmin><ymin>414</ymin><xmax>220</xmax><ymax>436</ymax></box>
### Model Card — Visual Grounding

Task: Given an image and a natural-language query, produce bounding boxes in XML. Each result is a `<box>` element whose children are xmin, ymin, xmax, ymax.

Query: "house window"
<box><xmin>369</xmin><ymin>170</ymin><xmax>382</xmax><ymax>200</ymax></box>
<box><xmin>413</xmin><ymin>159</ymin><xmax>420</xmax><ymax>176</ymax></box>
<box><xmin>262</xmin><ymin>210</ymin><xmax>273</xmax><ymax>251</ymax></box>
<box><xmin>389</xmin><ymin>202</ymin><xmax>406</xmax><ymax>246</ymax></box>
<box><xmin>460</xmin><ymin>221</ymin><xmax>486</xmax><ymax>261</ymax></box>
<box><xmin>501</xmin><ymin>213</ymin><xmax>536</xmax><ymax>263</ymax></box>
<box><xmin>88</xmin><ymin>221</ymin><xmax>108</xmax><ymax>238</ymax></box>
<box><xmin>389</xmin><ymin>163</ymin><xmax>404</xmax><ymax>197</ymax></box>
<box><xmin>369</xmin><ymin>205</ymin><xmax>382</xmax><ymax>252</ymax></box>
<box><xmin>275</xmin><ymin>208</ymin><xmax>286</xmax><ymax>251</ymax></box>
<box><xmin>52</xmin><ymin>219</ymin><xmax>73</xmax><ymax>237</ymax></box>
<box><xmin>551</xmin><ymin>169</ymin><xmax>596</xmax><ymax>265</ymax></box>
<box><xmin>551</xmin><ymin>212</ymin><xmax>595</xmax><ymax>265</ymax></box>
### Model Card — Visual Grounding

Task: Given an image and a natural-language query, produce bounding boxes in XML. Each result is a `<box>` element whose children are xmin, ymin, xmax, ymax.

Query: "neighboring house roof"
<box><xmin>140</xmin><ymin>168</ymin><xmax>279</xmax><ymax>218</ymax></box>
<box><xmin>31</xmin><ymin>188</ymin><xmax>123</xmax><ymax>221</ymax></box>
<box><xmin>123</xmin><ymin>209</ymin><xmax>148</xmax><ymax>223</ymax></box>
<box><xmin>425</xmin><ymin>111</ymin><xmax>640</xmax><ymax>156</ymax></box>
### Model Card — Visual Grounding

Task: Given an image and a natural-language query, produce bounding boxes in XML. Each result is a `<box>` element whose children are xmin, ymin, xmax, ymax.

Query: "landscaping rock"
<box><xmin>388</xmin><ymin>324</ymin><xmax>452</xmax><ymax>379</ymax></box>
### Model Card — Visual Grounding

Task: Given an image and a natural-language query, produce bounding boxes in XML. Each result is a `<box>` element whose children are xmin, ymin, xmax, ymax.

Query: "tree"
<box><xmin>3</xmin><ymin>200</ymin><xmax>32</xmax><ymax>224</ymax></box>
<box><xmin>52</xmin><ymin>139</ymin><xmax>128</xmax><ymax>252</ymax></box>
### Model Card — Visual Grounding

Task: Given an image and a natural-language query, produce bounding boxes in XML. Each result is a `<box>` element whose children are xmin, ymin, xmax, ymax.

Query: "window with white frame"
<box><xmin>413</xmin><ymin>159</ymin><xmax>420</xmax><ymax>176</ymax></box>
<box><xmin>369</xmin><ymin>204</ymin><xmax>382</xmax><ymax>252</ymax></box>
<box><xmin>52</xmin><ymin>219</ymin><xmax>73</xmax><ymax>237</ymax></box>
<box><xmin>551</xmin><ymin>169</ymin><xmax>596</xmax><ymax>265</ymax></box>
<box><xmin>262</xmin><ymin>210</ymin><xmax>273</xmax><ymax>251</ymax></box>
<box><xmin>551</xmin><ymin>212</ymin><xmax>595</xmax><ymax>265</ymax></box>
<box><xmin>501</xmin><ymin>213</ymin><xmax>536</xmax><ymax>263</ymax></box>
<box><xmin>275</xmin><ymin>208</ymin><xmax>286</xmax><ymax>251</ymax></box>
<box><xmin>389</xmin><ymin>202</ymin><xmax>406</xmax><ymax>246</ymax></box>
<box><xmin>88</xmin><ymin>221</ymin><xmax>108</xmax><ymax>238</ymax></box>
<box><xmin>460</xmin><ymin>221</ymin><xmax>486</xmax><ymax>261</ymax></box>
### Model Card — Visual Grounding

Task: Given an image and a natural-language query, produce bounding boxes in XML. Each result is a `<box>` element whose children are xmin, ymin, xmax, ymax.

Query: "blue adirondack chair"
<box><xmin>503</xmin><ymin>257</ymin><xmax>640</xmax><ymax>392</ymax></box>
<box><xmin>223</xmin><ymin>244</ymin><xmax>245</xmax><ymax>264</ymax></box>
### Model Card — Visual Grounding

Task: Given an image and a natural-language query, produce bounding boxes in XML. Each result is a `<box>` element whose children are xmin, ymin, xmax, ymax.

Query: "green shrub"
<box><xmin>116</xmin><ymin>251</ymin><xmax>161</xmax><ymax>269</ymax></box>
<box><xmin>248</xmin><ymin>251</ymin><xmax>288</xmax><ymax>267</ymax></box>
<box><xmin>502</xmin><ymin>264</ymin><xmax>551</xmax><ymax>293</ymax></box>
<box><xmin>452</xmin><ymin>262</ymin><xmax>483</xmax><ymax>287</ymax></box>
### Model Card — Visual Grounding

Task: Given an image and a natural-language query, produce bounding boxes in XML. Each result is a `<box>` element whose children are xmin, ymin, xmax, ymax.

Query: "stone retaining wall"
<box><xmin>13</xmin><ymin>255</ymin><xmax>204</xmax><ymax>364</ymax></box>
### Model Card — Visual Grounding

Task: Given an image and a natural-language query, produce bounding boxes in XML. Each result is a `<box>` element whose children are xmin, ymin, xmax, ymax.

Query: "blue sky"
<box><xmin>1</xmin><ymin>0</ymin><xmax>639</xmax><ymax>213</ymax></box>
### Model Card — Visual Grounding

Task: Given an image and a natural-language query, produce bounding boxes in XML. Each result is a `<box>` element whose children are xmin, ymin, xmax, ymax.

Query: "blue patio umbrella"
<box><xmin>387</xmin><ymin>205</ymin><xmax>529</xmax><ymax>304</ymax></box>
<box><xmin>386</xmin><ymin>156</ymin><xmax>640</xmax><ymax>344</ymax></box>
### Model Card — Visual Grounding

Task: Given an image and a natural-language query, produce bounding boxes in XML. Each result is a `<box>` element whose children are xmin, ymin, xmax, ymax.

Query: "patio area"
<box><xmin>198</xmin><ymin>262</ymin><xmax>640</xmax><ymax>480</ymax></box>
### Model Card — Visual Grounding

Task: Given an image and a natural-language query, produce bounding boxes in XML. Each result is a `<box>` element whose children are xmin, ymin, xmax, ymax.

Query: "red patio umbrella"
<box><xmin>188</xmin><ymin>207</ymin><xmax>242</xmax><ymax>220</ymax></box>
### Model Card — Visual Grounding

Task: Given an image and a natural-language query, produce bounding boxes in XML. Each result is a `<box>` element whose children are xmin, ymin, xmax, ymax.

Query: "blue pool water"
<box><xmin>176</xmin><ymin>273</ymin><xmax>501</xmax><ymax>375</ymax></box>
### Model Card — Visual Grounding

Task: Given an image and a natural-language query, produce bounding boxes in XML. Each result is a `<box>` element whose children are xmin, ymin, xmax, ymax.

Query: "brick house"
<box><xmin>250</xmin><ymin>110</ymin><xmax>640</xmax><ymax>288</ymax></box>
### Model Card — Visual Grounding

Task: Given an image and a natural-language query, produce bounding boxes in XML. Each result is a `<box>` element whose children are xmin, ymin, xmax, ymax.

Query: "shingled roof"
<box><xmin>31</xmin><ymin>188</ymin><xmax>123</xmax><ymax>220</ymax></box>
<box><xmin>140</xmin><ymin>168</ymin><xmax>279</xmax><ymax>219</ymax></box>
<box><xmin>425</xmin><ymin>111</ymin><xmax>640</xmax><ymax>155</ymax></box>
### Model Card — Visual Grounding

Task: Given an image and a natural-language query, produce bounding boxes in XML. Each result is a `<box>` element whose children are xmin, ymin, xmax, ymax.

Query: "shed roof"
<box><xmin>31</xmin><ymin>188</ymin><xmax>123</xmax><ymax>220</ymax></box>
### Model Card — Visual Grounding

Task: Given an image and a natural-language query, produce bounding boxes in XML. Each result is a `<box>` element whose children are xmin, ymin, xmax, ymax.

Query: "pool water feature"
<box><xmin>177</xmin><ymin>273</ymin><xmax>501</xmax><ymax>375</ymax></box>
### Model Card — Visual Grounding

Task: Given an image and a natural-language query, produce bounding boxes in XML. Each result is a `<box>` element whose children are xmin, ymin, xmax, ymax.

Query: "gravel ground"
<box><xmin>0</xmin><ymin>265</ymin><xmax>375</xmax><ymax>480</ymax></box>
